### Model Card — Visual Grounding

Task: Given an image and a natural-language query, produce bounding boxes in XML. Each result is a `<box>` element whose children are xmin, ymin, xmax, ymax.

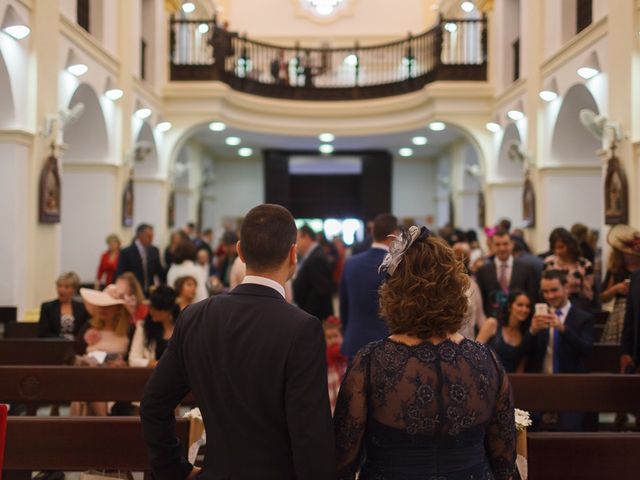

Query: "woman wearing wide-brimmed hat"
<box><xmin>600</xmin><ymin>225</ymin><xmax>640</xmax><ymax>342</ymax></box>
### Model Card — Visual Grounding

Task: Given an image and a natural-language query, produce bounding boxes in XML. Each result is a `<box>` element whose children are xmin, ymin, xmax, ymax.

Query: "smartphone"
<box><xmin>535</xmin><ymin>303</ymin><xmax>548</xmax><ymax>316</ymax></box>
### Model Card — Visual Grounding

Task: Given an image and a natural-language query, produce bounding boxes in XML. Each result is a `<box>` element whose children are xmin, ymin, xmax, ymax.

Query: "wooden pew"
<box><xmin>585</xmin><ymin>342</ymin><xmax>621</xmax><ymax>373</ymax></box>
<box><xmin>0</xmin><ymin>339</ymin><xmax>75</xmax><ymax>365</ymax></box>
<box><xmin>0</xmin><ymin>366</ymin><xmax>194</xmax><ymax>404</ymax></box>
<box><xmin>0</xmin><ymin>306</ymin><xmax>17</xmax><ymax>324</ymax></box>
<box><xmin>3</xmin><ymin>322</ymin><xmax>38</xmax><ymax>338</ymax></box>
<box><xmin>509</xmin><ymin>374</ymin><xmax>640</xmax><ymax>412</ymax></box>
<box><xmin>527</xmin><ymin>432</ymin><xmax>640</xmax><ymax>479</ymax></box>
<box><xmin>3</xmin><ymin>416</ymin><xmax>190</xmax><ymax>475</ymax></box>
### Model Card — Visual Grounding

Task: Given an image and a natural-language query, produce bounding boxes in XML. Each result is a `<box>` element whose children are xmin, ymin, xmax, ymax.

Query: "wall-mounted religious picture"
<box><xmin>448</xmin><ymin>194</ymin><xmax>455</xmax><ymax>227</ymax></box>
<box><xmin>167</xmin><ymin>190</ymin><xmax>176</xmax><ymax>228</ymax></box>
<box><xmin>122</xmin><ymin>177</ymin><xmax>134</xmax><ymax>227</ymax></box>
<box><xmin>604</xmin><ymin>155</ymin><xmax>628</xmax><ymax>225</ymax></box>
<box><xmin>38</xmin><ymin>155</ymin><xmax>61</xmax><ymax>224</ymax></box>
<box><xmin>522</xmin><ymin>172</ymin><xmax>536</xmax><ymax>228</ymax></box>
<box><xmin>477</xmin><ymin>190</ymin><xmax>486</xmax><ymax>228</ymax></box>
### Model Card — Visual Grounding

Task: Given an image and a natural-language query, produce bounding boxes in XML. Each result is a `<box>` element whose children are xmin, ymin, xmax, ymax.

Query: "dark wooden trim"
<box><xmin>0</xmin><ymin>339</ymin><xmax>76</xmax><ymax>365</ymax></box>
<box><xmin>4</xmin><ymin>417</ymin><xmax>189</xmax><ymax>471</ymax></box>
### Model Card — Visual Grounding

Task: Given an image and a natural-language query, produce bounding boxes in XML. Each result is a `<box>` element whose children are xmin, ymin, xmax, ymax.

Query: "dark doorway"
<box><xmin>264</xmin><ymin>150</ymin><xmax>392</xmax><ymax>220</ymax></box>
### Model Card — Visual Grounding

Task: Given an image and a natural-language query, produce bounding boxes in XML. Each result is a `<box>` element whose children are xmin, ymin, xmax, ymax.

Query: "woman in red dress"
<box><xmin>95</xmin><ymin>234</ymin><xmax>121</xmax><ymax>289</ymax></box>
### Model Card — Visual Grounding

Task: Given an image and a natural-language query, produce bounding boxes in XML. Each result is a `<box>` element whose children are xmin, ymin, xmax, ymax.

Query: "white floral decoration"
<box><xmin>515</xmin><ymin>408</ymin><xmax>532</xmax><ymax>432</ymax></box>
<box><xmin>379</xmin><ymin>225</ymin><xmax>426</xmax><ymax>276</ymax></box>
<box><xmin>183</xmin><ymin>407</ymin><xmax>202</xmax><ymax>421</ymax></box>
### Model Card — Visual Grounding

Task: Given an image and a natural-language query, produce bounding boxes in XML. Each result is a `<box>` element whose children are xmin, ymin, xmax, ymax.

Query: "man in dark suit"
<box><xmin>525</xmin><ymin>269</ymin><xmax>594</xmax><ymax>431</ymax></box>
<box><xmin>292</xmin><ymin>225</ymin><xmax>334</xmax><ymax>320</ymax></box>
<box><xmin>115</xmin><ymin>223</ymin><xmax>163</xmax><ymax>294</ymax></box>
<box><xmin>475</xmin><ymin>229</ymin><xmax>538</xmax><ymax>316</ymax></box>
<box><xmin>621</xmin><ymin>269</ymin><xmax>640</xmax><ymax>373</ymax></box>
<box><xmin>141</xmin><ymin>204</ymin><xmax>335</xmax><ymax>480</ymax></box>
<box><xmin>340</xmin><ymin>213</ymin><xmax>398</xmax><ymax>360</ymax></box>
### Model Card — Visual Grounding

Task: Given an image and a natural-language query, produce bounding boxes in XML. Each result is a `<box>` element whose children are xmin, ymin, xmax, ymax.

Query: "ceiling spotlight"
<box><xmin>208</xmin><ymin>121</ymin><xmax>226</xmax><ymax>132</ymax></box>
<box><xmin>225</xmin><ymin>136</ymin><xmax>241</xmax><ymax>146</ymax></box>
<box><xmin>398</xmin><ymin>148</ymin><xmax>413</xmax><ymax>157</ymax></box>
<box><xmin>344</xmin><ymin>54</ymin><xmax>358</xmax><ymax>67</ymax></box>
<box><xmin>319</xmin><ymin>144</ymin><xmax>335</xmax><ymax>154</ymax></box>
<box><xmin>238</xmin><ymin>147</ymin><xmax>253</xmax><ymax>157</ymax></box>
<box><xmin>104</xmin><ymin>77</ymin><xmax>123</xmax><ymax>101</ymax></box>
<box><xmin>156</xmin><ymin>120</ymin><xmax>172</xmax><ymax>133</ymax></box>
<box><xmin>577</xmin><ymin>51</ymin><xmax>600</xmax><ymax>80</ymax></box>
<box><xmin>318</xmin><ymin>133</ymin><xmax>335</xmax><ymax>143</ymax></box>
<box><xmin>461</xmin><ymin>1</ymin><xmax>475</xmax><ymax>13</ymax></box>
<box><xmin>1</xmin><ymin>5</ymin><xmax>31</xmax><ymax>39</ymax></box>
<box><xmin>507</xmin><ymin>109</ymin><xmax>524</xmax><ymax>121</ymax></box>
<box><xmin>198</xmin><ymin>23</ymin><xmax>209</xmax><ymax>34</ymax></box>
<box><xmin>66</xmin><ymin>49</ymin><xmax>88</xmax><ymax>77</ymax></box>
<box><xmin>444</xmin><ymin>22</ymin><xmax>458</xmax><ymax>33</ymax></box>
<box><xmin>429</xmin><ymin>121</ymin><xmax>446</xmax><ymax>131</ymax></box>
<box><xmin>181</xmin><ymin>2</ymin><xmax>196</xmax><ymax>14</ymax></box>
<box><xmin>412</xmin><ymin>136</ymin><xmax>428</xmax><ymax>146</ymax></box>
<box><xmin>486</xmin><ymin>121</ymin><xmax>501</xmax><ymax>133</ymax></box>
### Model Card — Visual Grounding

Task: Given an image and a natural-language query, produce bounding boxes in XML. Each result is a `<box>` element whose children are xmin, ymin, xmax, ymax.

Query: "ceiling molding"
<box><xmin>0</xmin><ymin>129</ymin><xmax>35</xmax><ymax>146</ymax></box>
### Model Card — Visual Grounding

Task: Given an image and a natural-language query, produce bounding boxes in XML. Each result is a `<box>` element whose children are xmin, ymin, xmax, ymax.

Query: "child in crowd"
<box><xmin>323</xmin><ymin>316</ymin><xmax>348</xmax><ymax>414</ymax></box>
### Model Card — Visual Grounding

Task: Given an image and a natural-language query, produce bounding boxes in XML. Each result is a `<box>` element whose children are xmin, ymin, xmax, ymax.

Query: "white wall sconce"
<box><xmin>104</xmin><ymin>77</ymin><xmax>124</xmax><ymax>101</ymax></box>
<box><xmin>507</xmin><ymin>102</ymin><xmax>525</xmax><ymax>121</ymax></box>
<box><xmin>66</xmin><ymin>49</ymin><xmax>88</xmax><ymax>77</ymax></box>
<box><xmin>135</xmin><ymin>100</ymin><xmax>152</xmax><ymax>119</ymax></box>
<box><xmin>539</xmin><ymin>77</ymin><xmax>559</xmax><ymax>102</ymax></box>
<box><xmin>577</xmin><ymin>51</ymin><xmax>600</xmax><ymax>80</ymax></box>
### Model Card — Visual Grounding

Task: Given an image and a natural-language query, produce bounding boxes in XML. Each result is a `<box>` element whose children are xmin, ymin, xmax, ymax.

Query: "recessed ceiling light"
<box><xmin>238</xmin><ymin>147</ymin><xmax>253</xmax><ymax>157</ymax></box>
<box><xmin>198</xmin><ymin>23</ymin><xmax>209</xmax><ymax>34</ymax></box>
<box><xmin>486</xmin><ymin>122</ymin><xmax>501</xmax><ymax>133</ymax></box>
<box><xmin>319</xmin><ymin>144</ymin><xmax>335</xmax><ymax>154</ymax></box>
<box><xmin>318</xmin><ymin>133</ymin><xmax>335</xmax><ymax>143</ymax></box>
<box><xmin>461</xmin><ymin>1</ymin><xmax>474</xmax><ymax>13</ymax></box>
<box><xmin>412</xmin><ymin>136</ymin><xmax>428</xmax><ymax>146</ymax></box>
<box><xmin>429</xmin><ymin>121</ymin><xmax>446</xmax><ymax>131</ymax></box>
<box><xmin>398</xmin><ymin>148</ymin><xmax>413</xmax><ymax>157</ymax></box>
<box><xmin>135</xmin><ymin>108</ymin><xmax>152</xmax><ymax>119</ymax></box>
<box><xmin>156</xmin><ymin>121</ymin><xmax>172</xmax><ymax>133</ymax></box>
<box><xmin>444</xmin><ymin>22</ymin><xmax>458</xmax><ymax>33</ymax></box>
<box><xmin>225</xmin><ymin>136</ymin><xmax>241</xmax><ymax>146</ymax></box>
<box><xmin>344</xmin><ymin>54</ymin><xmax>358</xmax><ymax>66</ymax></box>
<box><xmin>507</xmin><ymin>110</ymin><xmax>524</xmax><ymax>121</ymax></box>
<box><xmin>208</xmin><ymin>121</ymin><xmax>226</xmax><ymax>132</ymax></box>
<box><xmin>182</xmin><ymin>2</ymin><xmax>196</xmax><ymax>14</ymax></box>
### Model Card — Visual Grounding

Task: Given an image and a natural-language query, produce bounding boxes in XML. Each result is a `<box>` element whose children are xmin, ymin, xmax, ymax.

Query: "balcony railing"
<box><xmin>169</xmin><ymin>17</ymin><xmax>487</xmax><ymax>100</ymax></box>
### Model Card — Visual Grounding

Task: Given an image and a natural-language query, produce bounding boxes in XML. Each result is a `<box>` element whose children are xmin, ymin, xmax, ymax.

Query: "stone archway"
<box><xmin>63</xmin><ymin>83</ymin><xmax>110</xmax><ymax>163</ymax></box>
<box><xmin>0</xmin><ymin>47</ymin><xmax>16</xmax><ymax>128</ymax></box>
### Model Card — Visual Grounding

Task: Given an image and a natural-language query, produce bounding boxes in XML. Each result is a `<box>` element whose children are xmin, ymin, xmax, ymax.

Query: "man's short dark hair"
<box><xmin>298</xmin><ymin>224</ymin><xmax>316</xmax><ymax>240</ymax></box>
<box><xmin>136</xmin><ymin>223</ymin><xmax>153</xmax><ymax>236</ymax></box>
<box><xmin>240</xmin><ymin>204</ymin><xmax>297</xmax><ymax>271</ymax></box>
<box><xmin>541</xmin><ymin>269</ymin><xmax>567</xmax><ymax>285</ymax></box>
<box><xmin>499</xmin><ymin>218</ymin><xmax>512</xmax><ymax>232</ymax></box>
<box><xmin>372</xmin><ymin>213</ymin><xmax>398</xmax><ymax>242</ymax></box>
<box><xmin>221</xmin><ymin>230</ymin><xmax>239</xmax><ymax>245</ymax></box>
<box><xmin>493</xmin><ymin>228</ymin><xmax>511</xmax><ymax>240</ymax></box>
<box><xmin>203</xmin><ymin>228</ymin><xmax>213</xmax><ymax>236</ymax></box>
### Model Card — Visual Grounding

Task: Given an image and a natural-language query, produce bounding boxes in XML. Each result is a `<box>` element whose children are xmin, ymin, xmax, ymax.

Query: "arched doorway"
<box><xmin>492</xmin><ymin>122</ymin><xmax>525</xmax><ymax>227</ymax></box>
<box><xmin>60</xmin><ymin>83</ymin><xmax>112</xmax><ymax>282</ymax></box>
<box><xmin>0</xmin><ymin>48</ymin><xmax>15</xmax><ymax>128</ymax></box>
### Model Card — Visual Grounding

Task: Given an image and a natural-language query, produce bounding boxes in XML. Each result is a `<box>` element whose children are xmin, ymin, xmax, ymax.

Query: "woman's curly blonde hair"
<box><xmin>379</xmin><ymin>234</ymin><xmax>469</xmax><ymax>340</ymax></box>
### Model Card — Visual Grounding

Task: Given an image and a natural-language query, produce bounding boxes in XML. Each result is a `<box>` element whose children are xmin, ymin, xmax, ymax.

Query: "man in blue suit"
<box><xmin>340</xmin><ymin>213</ymin><xmax>399</xmax><ymax>361</ymax></box>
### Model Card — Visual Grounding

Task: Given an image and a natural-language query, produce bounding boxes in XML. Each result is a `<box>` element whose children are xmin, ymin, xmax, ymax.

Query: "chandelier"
<box><xmin>304</xmin><ymin>0</ymin><xmax>345</xmax><ymax>16</ymax></box>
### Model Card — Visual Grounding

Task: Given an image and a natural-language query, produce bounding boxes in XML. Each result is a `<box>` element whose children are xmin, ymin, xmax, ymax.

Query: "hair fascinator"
<box><xmin>379</xmin><ymin>226</ymin><xmax>432</xmax><ymax>276</ymax></box>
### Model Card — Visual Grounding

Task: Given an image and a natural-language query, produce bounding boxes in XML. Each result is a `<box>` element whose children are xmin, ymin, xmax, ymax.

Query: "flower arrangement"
<box><xmin>184</xmin><ymin>407</ymin><xmax>202</xmax><ymax>421</ymax></box>
<box><xmin>515</xmin><ymin>408</ymin><xmax>532</xmax><ymax>432</ymax></box>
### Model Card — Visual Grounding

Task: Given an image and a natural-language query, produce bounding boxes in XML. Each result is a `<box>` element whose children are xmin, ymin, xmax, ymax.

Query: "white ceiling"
<box><xmin>189</xmin><ymin>123</ymin><xmax>465</xmax><ymax>159</ymax></box>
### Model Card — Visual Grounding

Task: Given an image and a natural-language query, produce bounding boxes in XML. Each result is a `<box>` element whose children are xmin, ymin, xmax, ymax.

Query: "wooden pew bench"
<box><xmin>3</xmin><ymin>416</ymin><xmax>190</xmax><ymax>478</ymax></box>
<box><xmin>3</xmin><ymin>322</ymin><xmax>39</xmax><ymax>338</ymax></box>
<box><xmin>0</xmin><ymin>339</ymin><xmax>76</xmax><ymax>365</ymax></box>
<box><xmin>527</xmin><ymin>432</ymin><xmax>640</xmax><ymax>479</ymax></box>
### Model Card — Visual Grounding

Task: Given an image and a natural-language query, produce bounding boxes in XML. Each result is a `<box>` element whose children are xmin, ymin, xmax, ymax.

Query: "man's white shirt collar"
<box><xmin>371</xmin><ymin>242</ymin><xmax>390</xmax><ymax>252</ymax></box>
<box><xmin>242</xmin><ymin>275</ymin><xmax>286</xmax><ymax>299</ymax></box>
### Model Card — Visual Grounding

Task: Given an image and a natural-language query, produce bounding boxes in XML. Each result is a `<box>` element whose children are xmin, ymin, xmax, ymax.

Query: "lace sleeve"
<box><xmin>333</xmin><ymin>348</ymin><xmax>369</xmax><ymax>479</ymax></box>
<box><xmin>485</xmin><ymin>349</ymin><xmax>516</xmax><ymax>480</ymax></box>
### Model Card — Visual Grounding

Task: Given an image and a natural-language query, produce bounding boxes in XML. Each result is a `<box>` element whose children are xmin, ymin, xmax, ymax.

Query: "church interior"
<box><xmin>1</xmin><ymin>0</ymin><xmax>640</xmax><ymax>478</ymax></box>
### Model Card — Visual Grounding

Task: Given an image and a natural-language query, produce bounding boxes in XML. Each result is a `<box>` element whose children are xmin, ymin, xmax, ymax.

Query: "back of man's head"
<box><xmin>240</xmin><ymin>204</ymin><xmax>297</xmax><ymax>272</ymax></box>
<box><xmin>298</xmin><ymin>224</ymin><xmax>316</xmax><ymax>241</ymax></box>
<box><xmin>372</xmin><ymin>213</ymin><xmax>398</xmax><ymax>242</ymax></box>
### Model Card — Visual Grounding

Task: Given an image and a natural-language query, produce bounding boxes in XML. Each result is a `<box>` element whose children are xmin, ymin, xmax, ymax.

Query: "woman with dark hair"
<box><xmin>476</xmin><ymin>289</ymin><xmax>531</xmax><ymax>372</ymax></box>
<box><xmin>544</xmin><ymin>227</ymin><xmax>594</xmax><ymax>308</ymax></box>
<box><xmin>167</xmin><ymin>239</ymin><xmax>209</xmax><ymax>302</ymax></box>
<box><xmin>174</xmin><ymin>275</ymin><xmax>198</xmax><ymax>310</ymax></box>
<box><xmin>334</xmin><ymin>226</ymin><xmax>516</xmax><ymax>480</ymax></box>
<box><xmin>129</xmin><ymin>286</ymin><xmax>180</xmax><ymax>368</ymax></box>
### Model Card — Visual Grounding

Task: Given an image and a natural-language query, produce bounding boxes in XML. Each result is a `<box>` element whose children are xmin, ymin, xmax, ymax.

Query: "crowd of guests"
<box><xmin>35</xmin><ymin>213</ymin><xmax>640</xmax><ymax>432</ymax></box>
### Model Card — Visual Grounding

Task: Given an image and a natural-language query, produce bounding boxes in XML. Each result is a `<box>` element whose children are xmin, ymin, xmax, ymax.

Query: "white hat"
<box><xmin>80</xmin><ymin>287</ymin><xmax>125</xmax><ymax>307</ymax></box>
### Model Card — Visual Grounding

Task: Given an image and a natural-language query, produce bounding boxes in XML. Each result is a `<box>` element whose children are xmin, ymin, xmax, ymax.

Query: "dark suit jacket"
<box><xmin>340</xmin><ymin>247</ymin><xmax>389</xmax><ymax>359</ymax></box>
<box><xmin>524</xmin><ymin>304</ymin><xmax>594</xmax><ymax>373</ymax></box>
<box><xmin>116</xmin><ymin>242</ymin><xmax>163</xmax><ymax>291</ymax></box>
<box><xmin>292</xmin><ymin>246</ymin><xmax>334</xmax><ymax>320</ymax></box>
<box><xmin>140</xmin><ymin>283</ymin><xmax>336</xmax><ymax>480</ymax></box>
<box><xmin>475</xmin><ymin>257</ymin><xmax>538</xmax><ymax>316</ymax></box>
<box><xmin>37</xmin><ymin>299</ymin><xmax>89</xmax><ymax>338</ymax></box>
<box><xmin>622</xmin><ymin>269</ymin><xmax>640</xmax><ymax>365</ymax></box>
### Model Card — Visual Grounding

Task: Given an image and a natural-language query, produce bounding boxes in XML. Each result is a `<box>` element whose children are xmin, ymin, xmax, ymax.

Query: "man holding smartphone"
<box><xmin>525</xmin><ymin>270</ymin><xmax>594</xmax><ymax>431</ymax></box>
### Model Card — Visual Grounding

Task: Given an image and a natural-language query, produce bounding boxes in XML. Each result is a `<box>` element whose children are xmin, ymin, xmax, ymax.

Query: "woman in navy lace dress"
<box><xmin>334</xmin><ymin>226</ymin><xmax>516</xmax><ymax>480</ymax></box>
